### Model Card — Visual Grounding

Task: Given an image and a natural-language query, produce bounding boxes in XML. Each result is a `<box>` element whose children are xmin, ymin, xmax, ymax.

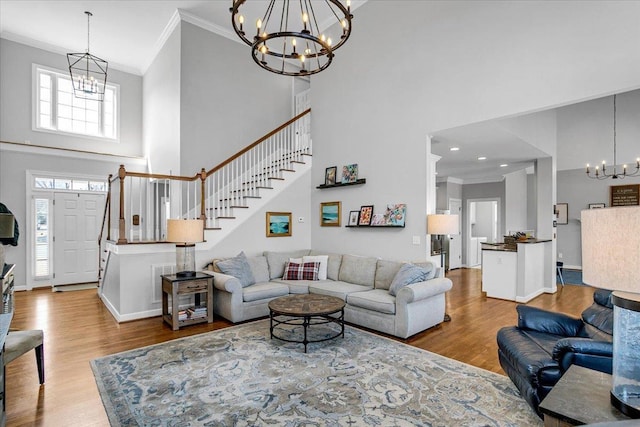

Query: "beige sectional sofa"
<box><xmin>208</xmin><ymin>250</ymin><xmax>452</xmax><ymax>339</ymax></box>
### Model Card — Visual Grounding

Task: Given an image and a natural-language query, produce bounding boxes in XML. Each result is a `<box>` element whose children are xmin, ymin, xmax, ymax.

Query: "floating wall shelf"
<box><xmin>316</xmin><ymin>178</ymin><xmax>366</xmax><ymax>189</ymax></box>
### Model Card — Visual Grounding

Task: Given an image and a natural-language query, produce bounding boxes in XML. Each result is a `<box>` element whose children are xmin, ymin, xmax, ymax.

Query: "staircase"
<box><xmin>98</xmin><ymin>109</ymin><xmax>311</xmax><ymax>283</ymax></box>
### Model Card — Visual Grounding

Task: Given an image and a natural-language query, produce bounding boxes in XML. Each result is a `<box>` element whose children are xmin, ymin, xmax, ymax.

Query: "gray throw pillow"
<box><xmin>216</xmin><ymin>252</ymin><xmax>255</xmax><ymax>287</ymax></box>
<box><xmin>388</xmin><ymin>263</ymin><xmax>429</xmax><ymax>296</ymax></box>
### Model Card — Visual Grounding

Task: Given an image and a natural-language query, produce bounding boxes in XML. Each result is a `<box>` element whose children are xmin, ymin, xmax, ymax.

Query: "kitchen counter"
<box><xmin>481</xmin><ymin>240</ymin><xmax>552</xmax><ymax>302</ymax></box>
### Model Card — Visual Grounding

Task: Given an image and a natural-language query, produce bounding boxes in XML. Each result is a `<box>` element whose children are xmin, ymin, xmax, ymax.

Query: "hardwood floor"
<box><xmin>6</xmin><ymin>268</ymin><xmax>594</xmax><ymax>426</ymax></box>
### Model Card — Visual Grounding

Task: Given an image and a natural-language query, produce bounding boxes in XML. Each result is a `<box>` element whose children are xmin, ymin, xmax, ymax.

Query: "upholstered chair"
<box><xmin>5</xmin><ymin>329</ymin><xmax>45</xmax><ymax>384</ymax></box>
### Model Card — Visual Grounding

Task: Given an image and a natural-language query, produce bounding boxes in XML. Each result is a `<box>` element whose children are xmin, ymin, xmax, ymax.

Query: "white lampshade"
<box><xmin>166</xmin><ymin>219</ymin><xmax>204</xmax><ymax>244</ymax></box>
<box><xmin>427</xmin><ymin>214</ymin><xmax>459</xmax><ymax>236</ymax></box>
<box><xmin>581</xmin><ymin>206</ymin><xmax>640</xmax><ymax>292</ymax></box>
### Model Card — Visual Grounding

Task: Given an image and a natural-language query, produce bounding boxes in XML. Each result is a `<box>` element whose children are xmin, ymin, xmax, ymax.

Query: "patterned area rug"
<box><xmin>91</xmin><ymin>320</ymin><xmax>541</xmax><ymax>426</ymax></box>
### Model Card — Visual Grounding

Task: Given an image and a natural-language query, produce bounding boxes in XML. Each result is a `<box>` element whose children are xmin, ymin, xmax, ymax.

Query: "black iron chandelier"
<box><xmin>230</xmin><ymin>0</ymin><xmax>353</xmax><ymax>76</ymax></box>
<box><xmin>586</xmin><ymin>94</ymin><xmax>640</xmax><ymax>179</ymax></box>
<box><xmin>67</xmin><ymin>11</ymin><xmax>108</xmax><ymax>101</ymax></box>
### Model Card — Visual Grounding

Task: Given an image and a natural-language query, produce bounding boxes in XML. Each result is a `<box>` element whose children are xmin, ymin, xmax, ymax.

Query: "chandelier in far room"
<box><xmin>67</xmin><ymin>11</ymin><xmax>108</xmax><ymax>101</ymax></box>
<box><xmin>586</xmin><ymin>94</ymin><xmax>640</xmax><ymax>179</ymax></box>
<box><xmin>230</xmin><ymin>0</ymin><xmax>353</xmax><ymax>77</ymax></box>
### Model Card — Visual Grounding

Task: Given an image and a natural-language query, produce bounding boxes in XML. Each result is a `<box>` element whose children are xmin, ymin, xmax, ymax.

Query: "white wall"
<box><xmin>311</xmin><ymin>0</ymin><xmax>640</xmax><ymax>262</ymax></box>
<box><xmin>143</xmin><ymin>23</ymin><xmax>181</xmax><ymax>175</ymax></box>
<box><xmin>504</xmin><ymin>169</ymin><xmax>528</xmax><ymax>234</ymax></box>
<box><xmin>179</xmin><ymin>22</ymin><xmax>292</xmax><ymax>176</ymax></box>
<box><xmin>0</xmin><ymin>39</ymin><xmax>143</xmax><ymax>156</ymax></box>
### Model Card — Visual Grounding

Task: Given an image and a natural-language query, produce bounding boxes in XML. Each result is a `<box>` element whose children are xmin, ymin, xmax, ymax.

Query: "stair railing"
<box><xmin>100</xmin><ymin>108</ymin><xmax>311</xmax><ymax>244</ymax></box>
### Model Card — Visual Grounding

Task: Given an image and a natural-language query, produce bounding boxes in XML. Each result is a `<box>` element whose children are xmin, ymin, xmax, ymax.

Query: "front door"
<box><xmin>53</xmin><ymin>192</ymin><xmax>104</xmax><ymax>285</ymax></box>
<box><xmin>449</xmin><ymin>198</ymin><xmax>462</xmax><ymax>269</ymax></box>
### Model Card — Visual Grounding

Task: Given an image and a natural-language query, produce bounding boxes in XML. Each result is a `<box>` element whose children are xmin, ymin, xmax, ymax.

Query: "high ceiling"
<box><xmin>0</xmin><ymin>0</ymin><xmax>367</xmax><ymax>75</ymax></box>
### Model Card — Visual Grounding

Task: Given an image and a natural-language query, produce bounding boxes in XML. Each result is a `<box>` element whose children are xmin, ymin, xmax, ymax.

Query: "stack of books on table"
<box><xmin>177</xmin><ymin>306</ymin><xmax>207</xmax><ymax>321</ymax></box>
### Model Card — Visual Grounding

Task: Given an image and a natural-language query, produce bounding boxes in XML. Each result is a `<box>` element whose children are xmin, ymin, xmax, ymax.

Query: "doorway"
<box><xmin>53</xmin><ymin>192</ymin><xmax>105</xmax><ymax>286</ymax></box>
<box><xmin>466</xmin><ymin>198</ymin><xmax>500</xmax><ymax>267</ymax></box>
<box><xmin>448</xmin><ymin>198</ymin><xmax>462</xmax><ymax>269</ymax></box>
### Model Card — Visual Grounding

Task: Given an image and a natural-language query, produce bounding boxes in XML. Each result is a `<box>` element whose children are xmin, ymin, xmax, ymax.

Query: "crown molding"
<box><xmin>0</xmin><ymin>32</ymin><xmax>141</xmax><ymax>75</ymax></box>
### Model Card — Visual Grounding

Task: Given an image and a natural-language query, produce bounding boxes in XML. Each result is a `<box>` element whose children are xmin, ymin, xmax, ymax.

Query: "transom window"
<box><xmin>34</xmin><ymin>176</ymin><xmax>107</xmax><ymax>192</ymax></box>
<box><xmin>34</xmin><ymin>65</ymin><xmax>118</xmax><ymax>140</ymax></box>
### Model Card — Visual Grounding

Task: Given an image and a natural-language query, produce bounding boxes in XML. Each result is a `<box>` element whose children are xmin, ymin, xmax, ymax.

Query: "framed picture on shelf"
<box><xmin>348</xmin><ymin>210</ymin><xmax>360</xmax><ymax>226</ymax></box>
<box><xmin>320</xmin><ymin>201</ymin><xmax>341</xmax><ymax>227</ymax></box>
<box><xmin>325</xmin><ymin>166</ymin><xmax>337</xmax><ymax>185</ymax></box>
<box><xmin>383</xmin><ymin>203</ymin><xmax>406</xmax><ymax>226</ymax></box>
<box><xmin>341</xmin><ymin>164</ymin><xmax>358</xmax><ymax>183</ymax></box>
<box><xmin>556</xmin><ymin>203</ymin><xmax>568</xmax><ymax>225</ymax></box>
<box><xmin>589</xmin><ymin>203</ymin><xmax>606</xmax><ymax>209</ymax></box>
<box><xmin>266</xmin><ymin>212</ymin><xmax>292</xmax><ymax>237</ymax></box>
<box><xmin>358</xmin><ymin>205</ymin><xmax>374</xmax><ymax>226</ymax></box>
<box><xmin>371</xmin><ymin>213</ymin><xmax>386</xmax><ymax>226</ymax></box>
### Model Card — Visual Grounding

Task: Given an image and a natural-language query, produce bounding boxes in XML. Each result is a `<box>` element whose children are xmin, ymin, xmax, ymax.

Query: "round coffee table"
<box><xmin>268</xmin><ymin>294</ymin><xmax>345</xmax><ymax>353</ymax></box>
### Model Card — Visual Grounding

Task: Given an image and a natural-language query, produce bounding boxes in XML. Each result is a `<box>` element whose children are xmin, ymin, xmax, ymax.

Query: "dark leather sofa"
<box><xmin>497</xmin><ymin>289</ymin><xmax>614</xmax><ymax>417</ymax></box>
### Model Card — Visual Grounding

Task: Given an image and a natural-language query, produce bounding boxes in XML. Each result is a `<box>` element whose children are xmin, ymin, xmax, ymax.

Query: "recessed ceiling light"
<box><xmin>500</xmin><ymin>164</ymin><xmax>508</xmax><ymax>167</ymax></box>
<box><xmin>478</xmin><ymin>156</ymin><xmax>487</xmax><ymax>160</ymax></box>
<box><xmin>450</xmin><ymin>147</ymin><xmax>460</xmax><ymax>151</ymax></box>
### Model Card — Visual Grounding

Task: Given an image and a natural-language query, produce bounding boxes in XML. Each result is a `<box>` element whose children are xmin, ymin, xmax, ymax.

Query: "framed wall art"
<box><xmin>320</xmin><ymin>201</ymin><xmax>341</xmax><ymax>226</ymax></box>
<box><xmin>555</xmin><ymin>203</ymin><xmax>568</xmax><ymax>225</ymax></box>
<box><xmin>383</xmin><ymin>204</ymin><xmax>406</xmax><ymax>227</ymax></box>
<box><xmin>358</xmin><ymin>205</ymin><xmax>373</xmax><ymax>226</ymax></box>
<box><xmin>589</xmin><ymin>203</ymin><xmax>606</xmax><ymax>209</ymax></box>
<box><xmin>370</xmin><ymin>213</ymin><xmax>386</xmax><ymax>226</ymax></box>
<box><xmin>341</xmin><ymin>164</ymin><xmax>358</xmax><ymax>183</ymax></box>
<box><xmin>266</xmin><ymin>212</ymin><xmax>292</xmax><ymax>237</ymax></box>
<box><xmin>325</xmin><ymin>166</ymin><xmax>337</xmax><ymax>185</ymax></box>
<box><xmin>348</xmin><ymin>210</ymin><xmax>360</xmax><ymax>226</ymax></box>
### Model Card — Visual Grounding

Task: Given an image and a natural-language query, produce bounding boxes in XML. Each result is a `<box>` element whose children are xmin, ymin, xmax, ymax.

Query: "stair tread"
<box><xmin>216</xmin><ymin>216</ymin><xmax>236</xmax><ymax>219</ymax></box>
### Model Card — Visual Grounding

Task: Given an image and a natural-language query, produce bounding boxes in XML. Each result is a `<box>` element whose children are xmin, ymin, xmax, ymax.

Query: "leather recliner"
<box><xmin>497</xmin><ymin>289</ymin><xmax>613</xmax><ymax>418</ymax></box>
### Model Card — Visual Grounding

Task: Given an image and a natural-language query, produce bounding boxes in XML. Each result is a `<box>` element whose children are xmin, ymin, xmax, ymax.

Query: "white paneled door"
<box><xmin>53</xmin><ymin>192</ymin><xmax>105</xmax><ymax>285</ymax></box>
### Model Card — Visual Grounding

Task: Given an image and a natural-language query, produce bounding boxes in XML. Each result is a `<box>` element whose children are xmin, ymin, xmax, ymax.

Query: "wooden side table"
<box><xmin>539</xmin><ymin>365</ymin><xmax>629</xmax><ymax>426</ymax></box>
<box><xmin>161</xmin><ymin>273</ymin><xmax>213</xmax><ymax>331</ymax></box>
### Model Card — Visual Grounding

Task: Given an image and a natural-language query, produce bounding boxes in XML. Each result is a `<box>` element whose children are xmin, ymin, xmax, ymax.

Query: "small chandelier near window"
<box><xmin>586</xmin><ymin>94</ymin><xmax>640</xmax><ymax>179</ymax></box>
<box><xmin>67</xmin><ymin>11</ymin><xmax>108</xmax><ymax>101</ymax></box>
<box><xmin>230</xmin><ymin>0</ymin><xmax>353</xmax><ymax>77</ymax></box>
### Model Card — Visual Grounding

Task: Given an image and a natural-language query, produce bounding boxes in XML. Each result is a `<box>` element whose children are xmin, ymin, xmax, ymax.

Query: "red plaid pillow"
<box><xmin>283</xmin><ymin>261</ymin><xmax>320</xmax><ymax>280</ymax></box>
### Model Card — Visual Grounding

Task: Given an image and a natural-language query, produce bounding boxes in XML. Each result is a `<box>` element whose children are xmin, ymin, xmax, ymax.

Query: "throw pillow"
<box><xmin>388</xmin><ymin>263</ymin><xmax>429</xmax><ymax>296</ymax></box>
<box><xmin>302</xmin><ymin>255</ymin><xmax>329</xmax><ymax>280</ymax></box>
<box><xmin>283</xmin><ymin>261</ymin><xmax>320</xmax><ymax>281</ymax></box>
<box><xmin>216</xmin><ymin>252</ymin><xmax>256</xmax><ymax>288</ymax></box>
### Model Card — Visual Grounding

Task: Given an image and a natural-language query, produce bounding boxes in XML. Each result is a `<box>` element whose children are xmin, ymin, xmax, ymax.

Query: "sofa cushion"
<box><xmin>389</xmin><ymin>263</ymin><xmax>431</xmax><ymax>296</ymax></box>
<box><xmin>273</xmin><ymin>279</ymin><xmax>334</xmax><ymax>294</ymax></box>
<box><xmin>309</xmin><ymin>281</ymin><xmax>371</xmax><ymax>301</ymax></box>
<box><xmin>302</xmin><ymin>255</ymin><xmax>329</xmax><ymax>280</ymax></box>
<box><xmin>338</xmin><ymin>254</ymin><xmax>377</xmax><ymax>287</ymax></box>
<box><xmin>246</xmin><ymin>256</ymin><xmax>270</xmax><ymax>283</ymax></box>
<box><xmin>374</xmin><ymin>259</ymin><xmax>404</xmax><ymax>290</ymax></box>
<box><xmin>216</xmin><ymin>252</ymin><xmax>255</xmax><ymax>287</ymax></box>
<box><xmin>264</xmin><ymin>250</ymin><xmax>311</xmax><ymax>279</ymax></box>
<box><xmin>242</xmin><ymin>282</ymin><xmax>290</xmax><ymax>302</ymax></box>
<box><xmin>310</xmin><ymin>251</ymin><xmax>343</xmax><ymax>280</ymax></box>
<box><xmin>283</xmin><ymin>261</ymin><xmax>320</xmax><ymax>281</ymax></box>
<box><xmin>347</xmin><ymin>289</ymin><xmax>396</xmax><ymax>314</ymax></box>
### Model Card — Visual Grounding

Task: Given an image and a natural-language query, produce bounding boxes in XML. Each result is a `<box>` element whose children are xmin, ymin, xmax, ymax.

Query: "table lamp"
<box><xmin>427</xmin><ymin>214</ymin><xmax>459</xmax><ymax>272</ymax></box>
<box><xmin>428</xmin><ymin>213</ymin><xmax>459</xmax><ymax>322</ymax></box>
<box><xmin>582</xmin><ymin>206</ymin><xmax>640</xmax><ymax>418</ymax></box>
<box><xmin>166</xmin><ymin>219</ymin><xmax>204</xmax><ymax>278</ymax></box>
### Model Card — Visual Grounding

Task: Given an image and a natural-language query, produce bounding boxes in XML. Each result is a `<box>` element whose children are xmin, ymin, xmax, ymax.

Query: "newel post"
<box><xmin>199</xmin><ymin>168</ymin><xmax>207</xmax><ymax>221</ymax></box>
<box><xmin>117</xmin><ymin>165</ymin><xmax>128</xmax><ymax>244</ymax></box>
<box><xmin>107</xmin><ymin>174</ymin><xmax>113</xmax><ymax>241</ymax></box>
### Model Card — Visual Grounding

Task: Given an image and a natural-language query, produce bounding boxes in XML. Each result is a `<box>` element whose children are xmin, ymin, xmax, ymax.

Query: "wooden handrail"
<box><xmin>205</xmin><ymin>108</ymin><xmax>311</xmax><ymax>177</ymax></box>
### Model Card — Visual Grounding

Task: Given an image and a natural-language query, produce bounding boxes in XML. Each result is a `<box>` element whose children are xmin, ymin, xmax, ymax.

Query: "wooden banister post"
<box><xmin>107</xmin><ymin>174</ymin><xmax>112</xmax><ymax>241</ymax></box>
<box><xmin>117</xmin><ymin>165</ymin><xmax>128</xmax><ymax>244</ymax></box>
<box><xmin>199</xmin><ymin>168</ymin><xmax>206</xmax><ymax>221</ymax></box>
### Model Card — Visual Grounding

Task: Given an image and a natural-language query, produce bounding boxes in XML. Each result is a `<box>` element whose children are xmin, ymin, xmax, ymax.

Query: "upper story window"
<box><xmin>33</xmin><ymin>65</ymin><xmax>119</xmax><ymax>140</ymax></box>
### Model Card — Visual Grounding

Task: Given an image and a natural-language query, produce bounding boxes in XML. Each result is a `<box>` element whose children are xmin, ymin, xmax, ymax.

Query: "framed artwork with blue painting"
<box><xmin>383</xmin><ymin>204</ymin><xmax>406</xmax><ymax>227</ymax></box>
<box><xmin>341</xmin><ymin>164</ymin><xmax>358</xmax><ymax>183</ymax></box>
<box><xmin>266</xmin><ymin>212</ymin><xmax>292</xmax><ymax>237</ymax></box>
<box><xmin>320</xmin><ymin>201</ymin><xmax>341</xmax><ymax>227</ymax></box>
